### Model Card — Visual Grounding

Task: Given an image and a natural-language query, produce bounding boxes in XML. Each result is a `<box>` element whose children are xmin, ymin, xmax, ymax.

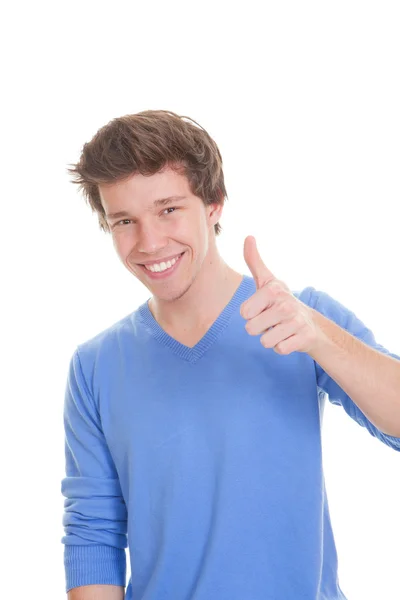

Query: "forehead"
<box><xmin>99</xmin><ymin>166</ymin><xmax>191</xmax><ymax>209</ymax></box>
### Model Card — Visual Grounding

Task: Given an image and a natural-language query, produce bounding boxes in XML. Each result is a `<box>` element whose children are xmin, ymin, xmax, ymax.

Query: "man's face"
<box><xmin>99</xmin><ymin>166</ymin><xmax>222</xmax><ymax>302</ymax></box>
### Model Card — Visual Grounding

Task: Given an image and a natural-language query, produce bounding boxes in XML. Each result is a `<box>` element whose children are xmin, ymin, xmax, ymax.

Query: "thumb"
<box><xmin>243</xmin><ymin>235</ymin><xmax>275</xmax><ymax>289</ymax></box>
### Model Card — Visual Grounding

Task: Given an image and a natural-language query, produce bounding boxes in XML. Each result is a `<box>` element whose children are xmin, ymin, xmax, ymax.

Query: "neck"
<box><xmin>148</xmin><ymin>246</ymin><xmax>243</xmax><ymax>333</ymax></box>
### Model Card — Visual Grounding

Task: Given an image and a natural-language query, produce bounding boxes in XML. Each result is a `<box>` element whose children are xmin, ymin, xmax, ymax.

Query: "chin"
<box><xmin>157</xmin><ymin>285</ymin><xmax>190</xmax><ymax>303</ymax></box>
<box><xmin>152</xmin><ymin>276</ymin><xmax>196</xmax><ymax>304</ymax></box>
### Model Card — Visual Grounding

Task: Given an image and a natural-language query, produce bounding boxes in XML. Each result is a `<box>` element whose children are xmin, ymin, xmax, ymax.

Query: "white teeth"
<box><xmin>144</xmin><ymin>254</ymin><xmax>181</xmax><ymax>273</ymax></box>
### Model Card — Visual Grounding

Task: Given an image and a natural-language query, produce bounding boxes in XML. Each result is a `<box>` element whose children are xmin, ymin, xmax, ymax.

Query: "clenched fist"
<box><xmin>241</xmin><ymin>236</ymin><xmax>323</xmax><ymax>356</ymax></box>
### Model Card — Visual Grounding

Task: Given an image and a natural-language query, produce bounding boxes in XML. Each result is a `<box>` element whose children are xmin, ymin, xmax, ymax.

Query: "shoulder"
<box><xmin>294</xmin><ymin>286</ymin><xmax>382</xmax><ymax>347</ymax></box>
<box><xmin>293</xmin><ymin>285</ymin><xmax>350</xmax><ymax>316</ymax></box>
<box><xmin>74</xmin><ymin>307</ymin><xmax>141</xmax><ymax>377</ymax></box>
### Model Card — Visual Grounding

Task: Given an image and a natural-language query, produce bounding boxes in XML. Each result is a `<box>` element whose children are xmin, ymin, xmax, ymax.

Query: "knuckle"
<box><xmin>292</xmin><ymin>313</ymin><xmax>303</xmax><ymax>326</ymax></box>
<box><xmin>245</xmin><ymin>322</ymin><xmax>252</xmax><ymax>334</ymax></box>
<box><xmin>281</xmin><ymin>302</ymin><xmax>293</xmax><ymax>317</ymax></box>
<box><xmin>270</xmin><ymin>280</ymin><xmax>283</xmax><ymax>294</ymax></box>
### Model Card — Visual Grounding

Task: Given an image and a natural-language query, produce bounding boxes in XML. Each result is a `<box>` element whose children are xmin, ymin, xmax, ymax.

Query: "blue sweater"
<box><xmin>61</xmin><ymin>275</ymin><xmax>400</xmax><ymax>599</ymax></box>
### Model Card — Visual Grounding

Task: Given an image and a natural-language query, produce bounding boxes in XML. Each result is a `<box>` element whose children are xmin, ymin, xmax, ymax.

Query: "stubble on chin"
<box><xmin>153</xmin><ymin>271</ymin><xmax>198</xmax><ymax>305</ymax></box>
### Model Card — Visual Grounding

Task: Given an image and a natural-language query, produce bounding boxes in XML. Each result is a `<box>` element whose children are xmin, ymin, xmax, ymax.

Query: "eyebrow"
<box><xmin>105</xmin><ymin>195</ymin><xmax>187</xmax><ymax>220</ymax></box>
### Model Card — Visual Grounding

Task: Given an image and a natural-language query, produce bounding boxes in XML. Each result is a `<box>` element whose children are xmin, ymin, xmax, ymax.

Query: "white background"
<box><xmin>2</xmin><ymin>1</ymin><xmax>399</xmax><ymax>599</ymax></box>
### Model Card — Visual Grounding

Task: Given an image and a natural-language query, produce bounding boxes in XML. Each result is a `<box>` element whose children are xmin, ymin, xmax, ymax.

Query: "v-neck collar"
<box><xmin>137</xmin><ymin>274</ymin><xmax>254</xmax><ymax>364</ymax></box>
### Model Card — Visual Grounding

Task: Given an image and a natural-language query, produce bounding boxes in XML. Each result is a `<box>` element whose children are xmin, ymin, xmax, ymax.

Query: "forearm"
<box><xmin>68</xmin><ymin>585</ymin><xmax>125</xmax><ymax>600</ymax></box>
<box><xmin>309</xmin><ymin>308</ymin><xmax>400</xmax><ymax>437</ymax></box>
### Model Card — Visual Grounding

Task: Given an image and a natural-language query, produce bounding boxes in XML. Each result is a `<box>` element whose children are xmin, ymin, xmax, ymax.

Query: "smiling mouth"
<box><xmin>139</xmin><ymin>252</ymin><xmax>184</xmax><ymax>266</ymax></box>
<box><xmin>138</xmin><ymin>251</ymin><xmax>185</xmax><ymax>273</ymax></box>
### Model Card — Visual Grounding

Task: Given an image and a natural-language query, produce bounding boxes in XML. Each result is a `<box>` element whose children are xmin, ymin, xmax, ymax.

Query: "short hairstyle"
<box><xmin>67</xmin><ymin>109</ymin><xmax>228</xmax><ymax>235</ymax></box>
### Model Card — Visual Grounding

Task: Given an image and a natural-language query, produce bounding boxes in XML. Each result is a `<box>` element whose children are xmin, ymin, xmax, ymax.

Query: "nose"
<box><xmin>136</xmin><ymin>222</ymin><xmax>168</xmax><ymax>256</ymax></box>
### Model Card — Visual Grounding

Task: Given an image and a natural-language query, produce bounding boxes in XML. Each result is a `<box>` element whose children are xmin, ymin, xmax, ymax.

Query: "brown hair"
<box><xmin>67</xmin><ymin>109</ymin><xmax>227</xmax><ymax>236</ymax></box>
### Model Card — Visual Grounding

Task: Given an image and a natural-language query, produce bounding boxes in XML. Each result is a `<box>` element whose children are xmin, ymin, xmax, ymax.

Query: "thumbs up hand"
<box><xmin>241</xmin><ymin>236</ymin><xmax>322</xmax><ymax>355</ymax></box>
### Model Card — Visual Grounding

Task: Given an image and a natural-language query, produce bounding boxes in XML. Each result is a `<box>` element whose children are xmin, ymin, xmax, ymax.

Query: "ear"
<box><xmin>207</xmin><ymin>204</ymin><xmax>222</xmax><ymax>233</ymax></box>
<box><xmin>208</xmin><ymin>194</ymin><xmax>224</xmax><ymax>227</ymax></box>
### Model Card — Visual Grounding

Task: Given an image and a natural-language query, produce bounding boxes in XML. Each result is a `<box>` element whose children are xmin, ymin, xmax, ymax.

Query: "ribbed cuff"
<box><xmin>382</xmin><ymin>432</ymin><xmax>400</xmax><ymax>451</ymax></box>
<box><xmin>64</xmin><ymin>544</ymin><xmax>126</xmax><ymax>592</ymax></box>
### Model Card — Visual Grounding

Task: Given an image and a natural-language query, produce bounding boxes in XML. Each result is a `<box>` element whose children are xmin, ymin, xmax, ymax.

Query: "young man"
<box><xmin>61</xmin><ymin>109</ymin><xmax>400</xmax><ymax>600</ymax></box>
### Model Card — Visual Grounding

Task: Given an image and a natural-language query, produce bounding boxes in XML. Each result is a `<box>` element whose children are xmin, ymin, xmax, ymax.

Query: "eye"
<box><xmin>163</xmin><ymin>207</ymin><xmax>177</xmax><ymax>215</ymax></box>
<box><xmin>113</xmin><ymin>208</ymin><xmax>178</xmax><ymax>228</ymax></box>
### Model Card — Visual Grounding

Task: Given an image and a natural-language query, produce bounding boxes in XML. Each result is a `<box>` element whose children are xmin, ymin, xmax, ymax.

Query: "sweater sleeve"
<box><xmin>61</xmin><ymin>348</ymin><xmax>128</xmax><ymax>593</ymax></box>
<box><xmin>302</xmin><ymin>286</ymin><xmax>400</xmax><ymax>452</ymax></box>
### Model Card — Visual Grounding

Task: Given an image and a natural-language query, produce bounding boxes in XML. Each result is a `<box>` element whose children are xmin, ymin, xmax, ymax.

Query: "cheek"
<box><xmin>112</xmin><ymin>233</ymin><xmax>123</xmax><ymax>251</ymax></box>
<box><xmin>112</xmin><ymin>233</ymin><xmax>132</xmax><ymax>258</ymax></box>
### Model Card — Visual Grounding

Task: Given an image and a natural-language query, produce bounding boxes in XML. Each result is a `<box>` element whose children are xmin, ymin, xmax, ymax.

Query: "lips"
<box><xmin>138</xmin><ymin>252</ymin><xmax>184</xmax><ymax>266</ymax></box>
<box><xmin>137</xmin><ymin>251</ymin><xmax>185</xmax><ymax>279</ymax></box>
